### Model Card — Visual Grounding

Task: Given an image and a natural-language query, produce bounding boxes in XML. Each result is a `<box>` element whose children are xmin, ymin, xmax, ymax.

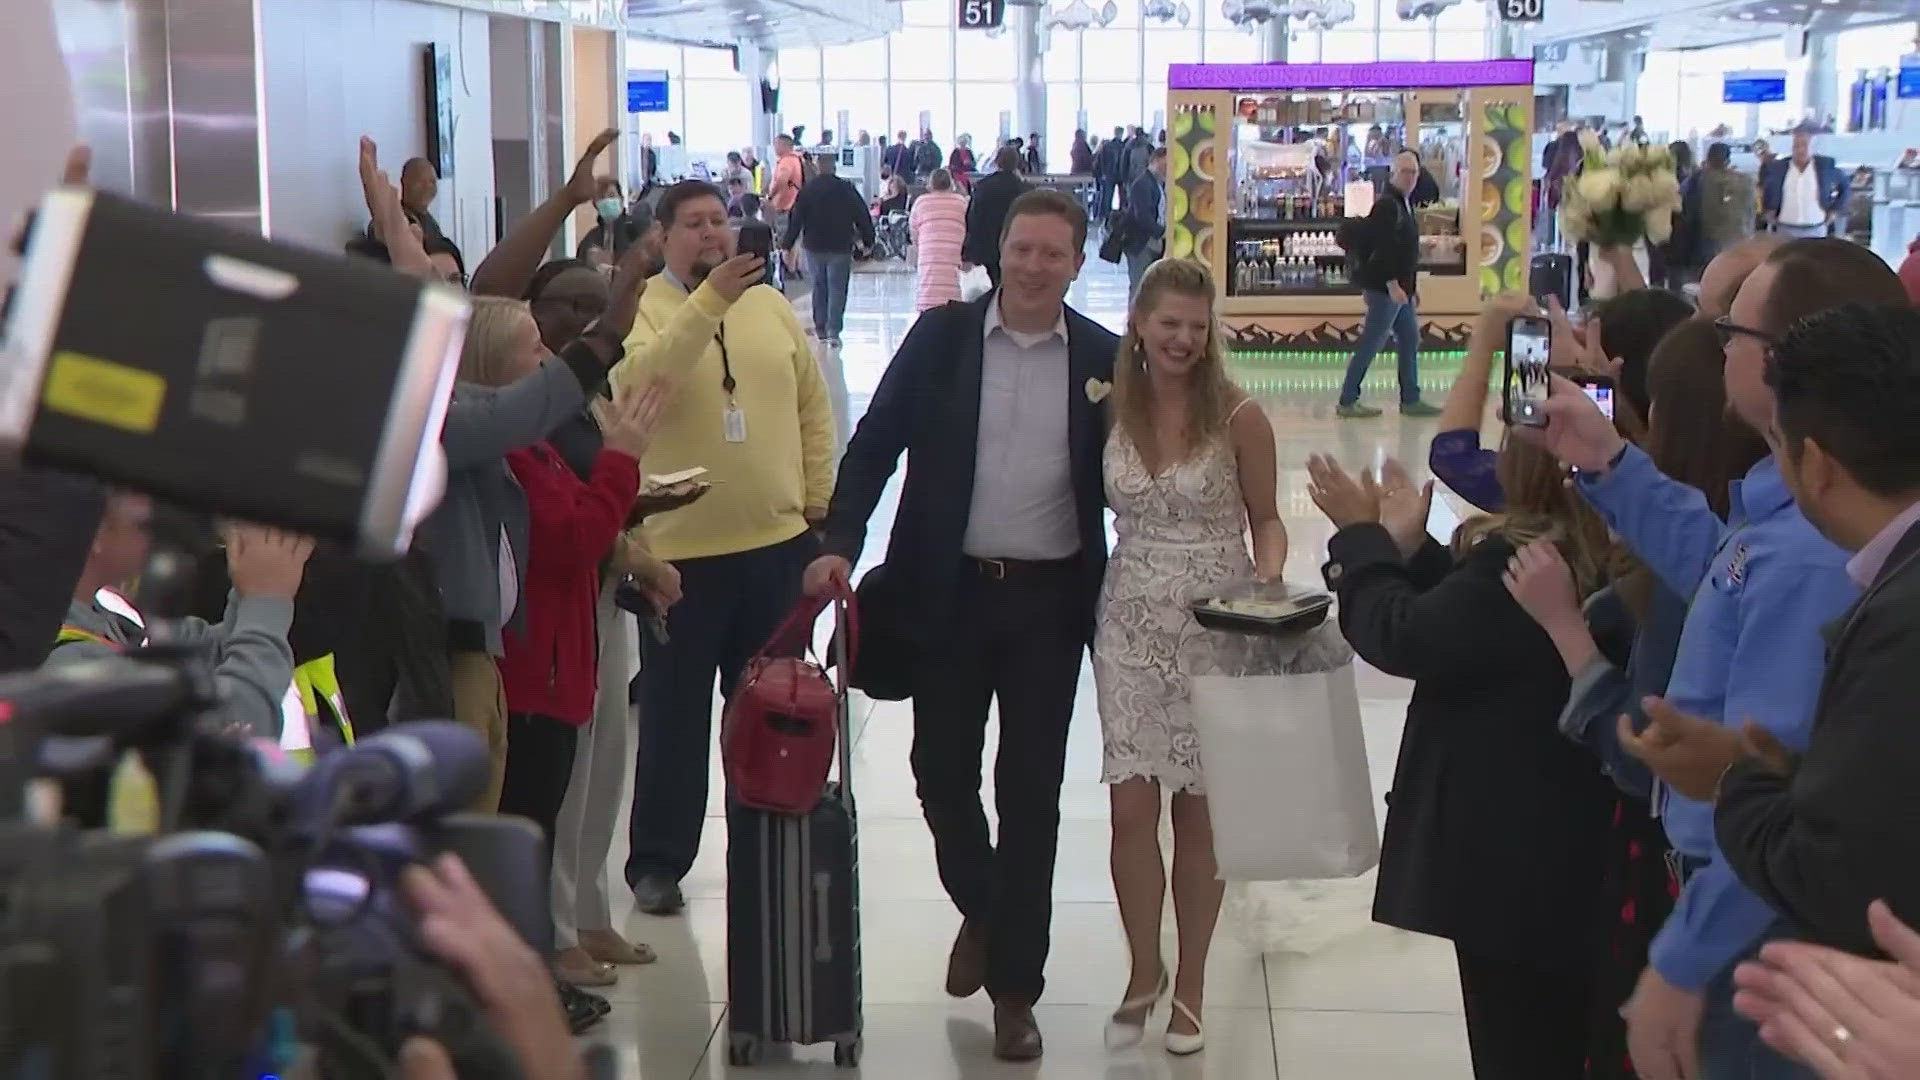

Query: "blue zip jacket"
<box><xmin>1577</xmin><ymin>447</ymin><xmax>1856</xmax><ymax>990</ymax></box>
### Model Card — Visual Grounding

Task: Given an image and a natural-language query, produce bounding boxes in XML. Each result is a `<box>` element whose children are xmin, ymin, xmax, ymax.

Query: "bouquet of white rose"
<box><xmin>1557</xmin><ymin>131</ymin><xmax>1683</xmax><ymax>248</ymax></box>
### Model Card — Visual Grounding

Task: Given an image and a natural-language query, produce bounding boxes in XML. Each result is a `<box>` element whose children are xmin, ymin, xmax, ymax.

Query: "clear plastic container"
<box><xmin>1188</xmin><ymin>579</ymin><xmax>1334</xmax><ymax>636</ymax></box>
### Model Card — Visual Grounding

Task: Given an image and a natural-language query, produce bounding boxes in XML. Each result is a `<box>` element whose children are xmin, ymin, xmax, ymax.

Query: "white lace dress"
<box><xmin>1092</xmin><ymin>427</ymin><xmax>1253</xmax><ymax>794</ymax></box>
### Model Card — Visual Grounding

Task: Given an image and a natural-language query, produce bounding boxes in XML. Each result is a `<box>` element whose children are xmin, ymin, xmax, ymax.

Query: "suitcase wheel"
<box><xmin>728</xmin><ymin>1033</ymin><xmax>765</xmax><ymax>1068</ymax></box>
<box><xmin>834</xmin><ymin>1036</ymin><xmax>862</xmax><ymax>1069</ymax></box>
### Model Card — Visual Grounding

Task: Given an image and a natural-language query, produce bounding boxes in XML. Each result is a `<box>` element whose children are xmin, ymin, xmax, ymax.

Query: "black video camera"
<box><xmin>0</xmin><ymin>649</ymin><xmax>550</xmax><ymax>1080</ymax></box>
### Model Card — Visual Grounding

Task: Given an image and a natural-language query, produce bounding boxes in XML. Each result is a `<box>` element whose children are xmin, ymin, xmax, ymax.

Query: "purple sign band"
<box><xmin>1169</xmin><ymin>59</ymin><xmax>1534</xmax><ymax>91</ymax></box>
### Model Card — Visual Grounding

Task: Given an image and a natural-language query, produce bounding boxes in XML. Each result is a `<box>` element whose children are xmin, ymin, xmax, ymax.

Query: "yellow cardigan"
<box><xmin>614</xmin><ymin>276</ymin><xmax>835</xmax><ymax>562</ymax></box>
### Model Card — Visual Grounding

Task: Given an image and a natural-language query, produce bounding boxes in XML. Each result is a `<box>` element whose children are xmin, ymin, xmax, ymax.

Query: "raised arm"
<box><xmin>359</xmin><ymin>138</ymin><xmax>431</xmax><ymax>277</ymax></box>
<box><xmin>469</xmin><ymin>129</ymin><xmax>617</xmax><ymax>298</ymax></box>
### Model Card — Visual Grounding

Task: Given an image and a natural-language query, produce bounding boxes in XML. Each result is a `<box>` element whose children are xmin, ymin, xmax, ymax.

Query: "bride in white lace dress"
<box><xmin>1092</xmin><ymin>260</ymin><xmax>1287</xmax><ymax>1056</ymax></box>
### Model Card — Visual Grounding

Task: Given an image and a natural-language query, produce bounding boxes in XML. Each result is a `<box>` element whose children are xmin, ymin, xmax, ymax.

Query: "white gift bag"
<box><xmin>1190</xmin><ymin>633</ymin><xmax>1379</xmax><ymax>882</ymax></box>
<box><xmin>957</xmin><ymin>264</ymin><xmax>993</xmax><ymax>302</ymax></box>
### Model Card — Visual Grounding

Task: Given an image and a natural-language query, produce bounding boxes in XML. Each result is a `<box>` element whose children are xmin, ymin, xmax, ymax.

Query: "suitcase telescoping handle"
<box><xmin>831</xmin><ymin>590</ymin><xmax>854</xmax><ymax>802</ymax></box>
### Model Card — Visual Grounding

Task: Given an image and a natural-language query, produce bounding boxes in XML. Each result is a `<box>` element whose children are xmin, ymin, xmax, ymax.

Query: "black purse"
<box><xmin>846</xmin><ymin>563</ymin><xmax>914</xmax><ymax>701</ymax></box>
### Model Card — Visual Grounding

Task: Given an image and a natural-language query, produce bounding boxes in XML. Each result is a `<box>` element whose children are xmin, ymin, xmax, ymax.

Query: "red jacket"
<box><xmin>499</xmin><ymin>441</ymin><xmax>639</xmax><ymax>724</ymax></box>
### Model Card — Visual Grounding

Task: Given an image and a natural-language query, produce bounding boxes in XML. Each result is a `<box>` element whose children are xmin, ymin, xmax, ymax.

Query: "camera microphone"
<box><xmin>285</xmin><ymin>720</ymin><xmax>489</xmax><ymax>835</ymax></box>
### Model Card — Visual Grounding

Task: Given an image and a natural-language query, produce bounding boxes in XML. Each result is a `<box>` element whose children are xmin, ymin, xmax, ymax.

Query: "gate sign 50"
<box><xmin>1498</xmin><ymin>0</ymin><xmax>1544</xmax><ymax>20</ymax></box>
<box><xmin>959</xmin><ymin>0</ymin><xmax>1007</xmax><ymax>28</ymax></box>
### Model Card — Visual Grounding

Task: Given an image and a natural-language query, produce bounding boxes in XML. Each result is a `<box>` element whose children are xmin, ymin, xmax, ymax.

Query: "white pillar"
<box><xmin>1261</xmin><ymin>16</ymin><xmax>1291</xmax><ymax>63</ymax></box>
<box><xmin>1802</xmin><ymin>30</ymin><xmax>1838</xmax><ymax>129</ymax></box>
<box><xmin>741</xmin><ymin>43</ymin><xmax>775</xmax><ymax>154</ymax></box>
<box><xmin>1014</xmin><ymin>5</ymin><xmax>1045</xmax><ymax>145</ymax></box>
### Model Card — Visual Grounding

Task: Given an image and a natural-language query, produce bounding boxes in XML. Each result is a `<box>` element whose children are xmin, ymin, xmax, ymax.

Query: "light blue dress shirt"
<box><xmin>1578</xmin><ymin>446</ymin><xmax>1857</xmax><ymax>990</ymax></box>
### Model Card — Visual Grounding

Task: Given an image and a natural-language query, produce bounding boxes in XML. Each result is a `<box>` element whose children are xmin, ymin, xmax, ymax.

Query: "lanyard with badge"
<box><xmin>717</xmin><ymin>326</ymin><xmax>746</xmax><ymax>443</ymax></box>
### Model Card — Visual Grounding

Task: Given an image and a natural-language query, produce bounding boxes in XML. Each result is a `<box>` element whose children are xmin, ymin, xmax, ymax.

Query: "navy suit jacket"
<box><xmin>1759</xmin><ymin>155</ymin><xmax>1849</xmax><ymax>217</ymax></box>
<box><xmin>820</xmin><ymin>292</ymin><xmax>1120</xmax><ymax>645</ymax></box>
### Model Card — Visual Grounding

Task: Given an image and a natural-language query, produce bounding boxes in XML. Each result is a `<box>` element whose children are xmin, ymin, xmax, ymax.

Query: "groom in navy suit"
<box><xmin>804</xmin><ymin>187</ymin><xmax>1119</xmax><ymax>1062</ymax></box>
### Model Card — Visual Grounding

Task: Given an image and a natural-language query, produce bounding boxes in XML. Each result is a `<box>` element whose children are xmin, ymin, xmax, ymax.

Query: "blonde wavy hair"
<box><xmin>1112</xmin><ymin>259</ymin><xmax>1240</xmax><ymax>463</ymax></box>
<box><xmin>1452</xmin><ymin>436</ymin><xmax>1616</xmax><ymax>597</ymax></box>
<box><xmin>458</xmin><ymin>296</ymin><xmax>537</xmax><ymax>388</ymax></box>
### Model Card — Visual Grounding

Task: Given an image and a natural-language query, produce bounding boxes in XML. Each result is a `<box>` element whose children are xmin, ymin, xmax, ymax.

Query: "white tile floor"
<box><xmin>586</xmin><ymin>254</ymin><xmax>1475</xmax><ymax>1078</ymax></box>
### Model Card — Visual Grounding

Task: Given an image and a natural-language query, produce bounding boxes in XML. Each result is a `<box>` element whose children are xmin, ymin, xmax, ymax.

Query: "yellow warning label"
<box><xmin>42</xmin><ymin>352</ymin><xmax>166</xmax><ymax>434</ymax></box>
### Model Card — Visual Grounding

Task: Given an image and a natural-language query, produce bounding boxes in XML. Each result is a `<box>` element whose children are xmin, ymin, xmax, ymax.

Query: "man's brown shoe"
<box><xmin>993</xmin><ymin>1003</ymin><xmax>1044</xmax><ymax>1062</ymax></box>
<box><xmin>944</xmin><ymin>920</ymin><xmax>986</xmax><ymax>998</ymax></box>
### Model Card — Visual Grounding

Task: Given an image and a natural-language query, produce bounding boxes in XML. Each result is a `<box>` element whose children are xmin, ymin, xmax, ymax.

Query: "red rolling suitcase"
<box><xmin>723</xmin><ymin>592</ymin><xmax>863</xmax><ymax>1069</ymax></box>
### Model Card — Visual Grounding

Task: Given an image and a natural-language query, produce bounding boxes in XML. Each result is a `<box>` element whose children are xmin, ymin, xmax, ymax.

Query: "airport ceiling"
<box><xmin>1537</xmin><ymin>0</ymin><xmax>1920</xmax><ymax>51</ymax></box>
<box><xmin>625</xmin><ymin>0</ymin><xmax>901</xmax><ymax>49</ymax></box>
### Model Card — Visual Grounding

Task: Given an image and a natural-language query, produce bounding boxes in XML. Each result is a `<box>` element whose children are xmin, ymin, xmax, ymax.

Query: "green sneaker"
<box><xmin>1336</xmin><ymin>402</ymin><xmax>1383</xmax><ymax>419</ymax></box>
<box><xmin>1399</xmin><ymin>401</ymin><xmax>1443</xmax><ymax>418</ymax></box>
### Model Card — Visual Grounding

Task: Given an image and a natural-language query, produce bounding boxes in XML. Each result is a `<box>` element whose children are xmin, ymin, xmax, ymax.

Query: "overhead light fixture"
<box><xmin>1144</xmin><ymin>0</ymin><xmax>1194</xmax><ymax>25</ymax></box>
<box><xmin>1041</xmin><ymin>0</ymin><xmax>1120</xmax><ymax>29</ymax></box>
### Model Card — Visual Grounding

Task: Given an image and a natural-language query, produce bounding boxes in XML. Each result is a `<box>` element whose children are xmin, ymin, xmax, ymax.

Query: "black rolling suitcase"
<box><xmin>724</xmin><ymin>596</ymin><xmax>863</xmax><ymax>1069</ymax></box>
<box><xmin>1530</xmin><ymin>252</ymin><xmax>1575</xmax><ymax>311</ymax></box>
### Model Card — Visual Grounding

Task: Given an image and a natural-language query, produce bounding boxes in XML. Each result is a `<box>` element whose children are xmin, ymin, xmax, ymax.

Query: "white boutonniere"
<box><xmin>1085</xmin><ymin>378</ymin><xmax>1112</xmax><ymax>404</ymax></box>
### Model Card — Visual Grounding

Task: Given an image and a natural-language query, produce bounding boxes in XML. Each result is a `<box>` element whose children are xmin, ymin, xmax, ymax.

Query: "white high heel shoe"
<box><xmin>1103</xmin><ymin>969</ymin><xmax>1170</xmax><ymax>1050</ymax></box>
<box><xmin>1165</xmin><ymin>998</ymin><xmax>1206</xmax><ymax>1056</ymax></box>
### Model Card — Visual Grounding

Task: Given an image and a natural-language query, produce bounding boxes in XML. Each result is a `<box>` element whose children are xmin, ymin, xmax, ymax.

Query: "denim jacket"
<box><xmin>1558</xmin><ymin>581</ymin><xmax>1688</xmax><ymax>800</ymax></box>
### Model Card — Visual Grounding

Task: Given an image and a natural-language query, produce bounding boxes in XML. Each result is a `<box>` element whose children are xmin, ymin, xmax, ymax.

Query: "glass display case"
<box><xmin>1165</xmin><ymin>59</ymin><xmax>1537</xmax><ymax>355</ymax></box>
<box><xmin>1224</xmin><ymin>90</ymin><xmax>1467</xmax><ymax>297</ymax></box>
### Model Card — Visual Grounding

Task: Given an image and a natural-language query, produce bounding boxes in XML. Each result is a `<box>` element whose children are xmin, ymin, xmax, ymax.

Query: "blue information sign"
<box><xmin>1898</xmin><ymin>58</ymin><xmax>1920</xmax><ymax>101</ymax></box>
<box><xmin>627</xmin><ymin>72</ymin><xmax>669</xmax><ymax>114</ymax></box>
<box><xmin>1723</xmin><ymin>70</ymin><xmax>1787</xmax><ymax>105</ymax></box>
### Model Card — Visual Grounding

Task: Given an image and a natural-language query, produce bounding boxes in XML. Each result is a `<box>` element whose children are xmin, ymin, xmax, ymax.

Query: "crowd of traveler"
<box><xmin>15</xmin><ymin>101</ymin><xmax>1920</xmax><ymax>1080</ymax></box>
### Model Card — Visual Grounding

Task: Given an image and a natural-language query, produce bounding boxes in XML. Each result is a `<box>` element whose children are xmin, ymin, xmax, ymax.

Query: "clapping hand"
<box><xmin>1731</xmin><ymin>900</ymin><xmax>1920</xmax><ymax>1079</ymax></box>
<box><xmin>1375</xmin><ymin>458</ymin><xmax>1434</xmax><ymax>559</ymax></box>
<box><xmin>592</xmin><ymin>379</ymin><xmax>669</xmax><ymax>460</ymax></box>
<box><xmin>1618</xmin><ymin>697</ymin><xmax>1749</xmax><ymax>801</ymax></box>
<box><xmin>1305</xmin><ymin>454</ymin><xmax>1378</xmax><ymax>529</ymax></box>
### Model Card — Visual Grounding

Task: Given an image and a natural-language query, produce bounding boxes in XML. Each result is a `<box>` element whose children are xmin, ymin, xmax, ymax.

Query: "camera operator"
<box><xmin>44</xmin><ymin>493</ymin><xmax>314</xmax><ymax>739</ymax></box>
<box><xmin>395</xmin><ymin>854</ymin><xmax>585</xmax><ymax>1080</ymax></box>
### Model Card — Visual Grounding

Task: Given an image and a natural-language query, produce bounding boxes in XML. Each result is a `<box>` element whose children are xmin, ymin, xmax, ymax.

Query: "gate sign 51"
<box><xmin>959</xmin><ymin>0</ymin><xmax>1007</xmax><ymax>28</ymax></box>
<box><xmin>1498</xmin><ymin>0</ymin><xmax>1544</xmax><ymax>20</ymax></box>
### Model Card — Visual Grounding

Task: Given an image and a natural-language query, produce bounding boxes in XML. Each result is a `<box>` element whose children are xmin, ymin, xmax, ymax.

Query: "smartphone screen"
<box><xmin>1578</xmin><ymin>378</ymin><xmax>1615</xmax><ymax>420</ymax></box>
<box><xmin>1504</xmin><ymin>315</ymin><xmax>1552</xmax><ymax>427</ymax></box>
<box><xmin>733</xmin><ymin>221</ymin><xmax>773</xmax><ymax>282</ymax></box>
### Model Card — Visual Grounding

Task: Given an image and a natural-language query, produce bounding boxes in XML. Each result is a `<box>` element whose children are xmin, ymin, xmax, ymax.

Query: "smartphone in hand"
<box><xmin>1573</xmin><ymin>374</ymin><xmax>1615</xmax><ymax>421</ymax></box>
<box><xmin>1502</xmin><ymin>314</ymin><xmax>1552</xmax><ymax>427</ymax></box>
<box><xmin>734</xmin><ymin>221</ymin><xmax>773</xmax><ymax>284</ymax></box>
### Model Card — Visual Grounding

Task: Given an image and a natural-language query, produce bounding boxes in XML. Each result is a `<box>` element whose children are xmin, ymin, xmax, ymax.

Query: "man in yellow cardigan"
<box><xmin>613</xmin><ymin>179</ymin><xmax>837</xmax><ymax>914</ymax></box>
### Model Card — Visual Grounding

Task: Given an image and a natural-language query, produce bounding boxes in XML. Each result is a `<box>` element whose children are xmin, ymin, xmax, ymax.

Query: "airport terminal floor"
<box><xmin>588</xmin><ymin>254</ymin><xmax>1471</xmax><ymax>1079</ymax></box>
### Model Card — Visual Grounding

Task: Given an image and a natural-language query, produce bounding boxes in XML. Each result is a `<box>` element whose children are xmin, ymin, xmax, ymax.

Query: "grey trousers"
<box><xmin>549</xmin><ymin>584</ymin><xmax>638</xmax><ymax>950</ymax></box>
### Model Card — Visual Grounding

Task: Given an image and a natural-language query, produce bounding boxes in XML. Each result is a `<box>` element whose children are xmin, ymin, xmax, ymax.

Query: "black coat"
<box><xmin>961</xmin><ymin>171</ymin><xmax>1031</xmax><ymax>277</ymax></box>
<box><xmin>1351</xmin><ymin>189</ymin><xmax>1420</xmax><ymax>295</ymax></box>
<box><xmin>1718</xmin><ymin>519</ymin><xmax>1920</xmax><ymax>956</ymax></box>
<box><xmin>1323</xmin><ymin>525</ymin><xmax>1616</xmax><ymax>950</ymax></box>
<box><xmin>819</xmin><ymin>293</ymin><xmax>1118</xmax><ymax>647</ymax></box>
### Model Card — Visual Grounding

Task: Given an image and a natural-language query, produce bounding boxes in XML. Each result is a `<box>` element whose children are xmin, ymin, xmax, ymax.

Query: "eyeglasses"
<box><xmin>1712</xmin><ymin>316</ymin><xmax>1775</xmax><ymax>350</ymax></box>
